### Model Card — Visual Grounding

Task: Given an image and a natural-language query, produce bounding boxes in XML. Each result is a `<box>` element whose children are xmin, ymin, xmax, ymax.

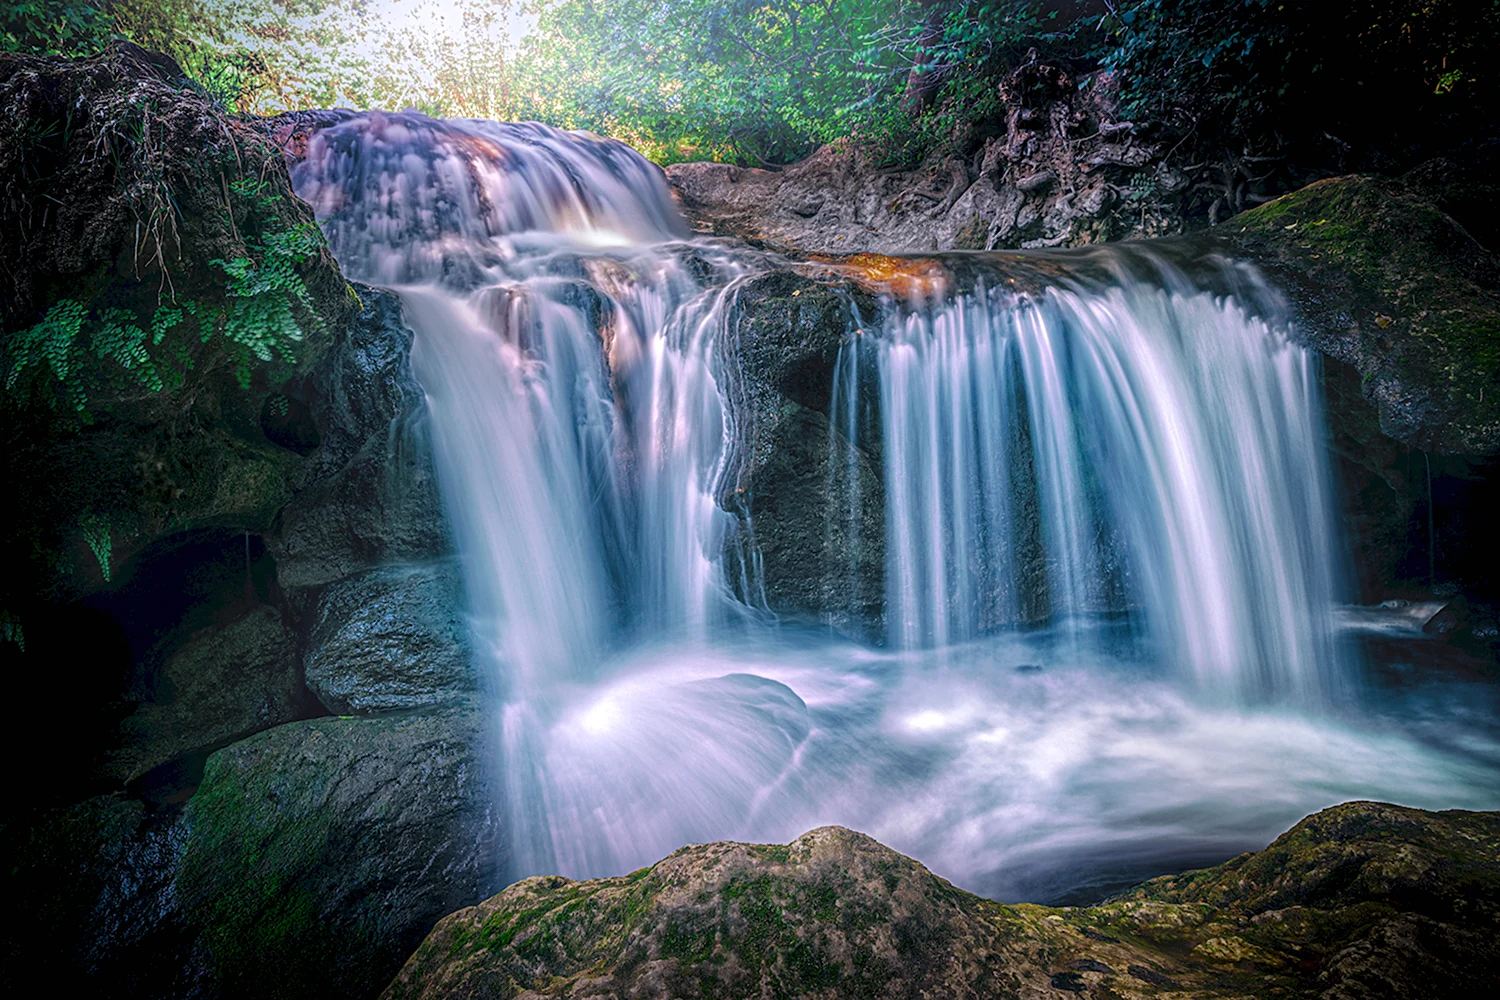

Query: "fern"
<box><xmin>211</xmin><ymin>222</ymin><xmax>322</xmax><ymax>387</ymax></box>
<box><xmin>79</xmin><ymin>511</ymin><xmax>112</xmax><ymax>582</ymax></box>
<box><xmin>0</xmin><ymin>609</ymin><xmax>23</xmax><ymax>653</ymax></box>
<box><xmin>4</xmin><ymin>219</ymin><xmax>326</xmax><ymax>407</ymax></box>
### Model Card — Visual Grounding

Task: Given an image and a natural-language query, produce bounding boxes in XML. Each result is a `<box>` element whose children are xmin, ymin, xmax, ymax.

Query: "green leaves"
<box><xmin>4</xmin><ymin>216</ymin><xmax>322</xmax><ymax>409</ymax></box>
<box><xmin>209</xmin><ymin>221</ymin><xmax>321</xmax><ymax>386</ymax></box>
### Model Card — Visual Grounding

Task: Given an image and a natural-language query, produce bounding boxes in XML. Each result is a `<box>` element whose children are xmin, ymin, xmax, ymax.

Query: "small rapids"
<box><xmin>292</xmin><ymin>111</ymin><xmax>1500</xmax><ymax>901</ymax></box>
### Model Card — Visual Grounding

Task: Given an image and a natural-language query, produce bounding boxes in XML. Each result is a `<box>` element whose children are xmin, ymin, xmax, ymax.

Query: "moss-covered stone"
<box><xmin>0</xmin><ymin>43</ymin><xmax>354</xmax><ymax>609</ymax></box>
<box><xmin>176</xmin><ymin>705</ymin><xmax>504</xmax><ymax>1000</ymax></box>
<box><xmin>1223</xmin><ymin>175</ymin><xmax>1500</xmax><ymax>455</ymax></box>
<box><xmin>386</xmin><ymin>802</ymin><xmax>1500</xmax><ymax>1000</ymax></box>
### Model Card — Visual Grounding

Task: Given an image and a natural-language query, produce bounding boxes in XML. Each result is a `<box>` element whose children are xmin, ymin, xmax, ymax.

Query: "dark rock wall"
<box><xmin>1</xmin><ymin>284</ymin><xmax>502</xmax><ymax>1000</ymax></box>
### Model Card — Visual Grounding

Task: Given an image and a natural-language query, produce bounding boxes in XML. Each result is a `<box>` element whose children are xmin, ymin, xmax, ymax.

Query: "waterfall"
<box><xmin>868</xmin><ymin>257</ymin><xmax>1350</xmax><ymax>703</ymax></box>
<box><xmin>294</xmin><ymin>112</ymin><xmax>767</xmax><ymax>872</ymax></box>
<box><xmin>289</xmin><ymin>112</ymin><xmax>1496</xmax><ymax>898</ymax></box>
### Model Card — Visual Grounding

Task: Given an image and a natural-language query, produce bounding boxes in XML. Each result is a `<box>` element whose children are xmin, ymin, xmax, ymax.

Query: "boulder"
<box><xmin>271</xmin><ymin>286</ymin><xmax>451</xmax><ymax>592</ymax></box>
<box><xmin>721</xmin><ymin>272</ymin><xmax>885</xmax><ymax>635</ymax></box>
<box><xmin>177</xmin><ymin>705</ymin><xmax>504</xmax><ymax>1000</ymax></box>
<box><xmin>305</xmin><ymin>560</ymin><xmax>477</xmax><ymax>714</ymax></box>
<box><xmin>0</xmin><ymin>42</ymin><xmax>352</xmax><ymax>603</ymax></box>
<box><xmin>0</xmin><ymin>794</ymin><xmax>192</xmax><ymax>995</ymax></box>
<box><xmin>1222</xmin><ymin>174</ymin><xmax>1500</xmax><ymax>456</ymax></box>
<box><xmin>106</xmin><ymin>604</ymin><xmax>308</xmax><ymax>785</ymax></box>
<box><xmin>385</xmin><ymin>801</ymin><xmax>1500</xmax><ymax>1000</ymax></box>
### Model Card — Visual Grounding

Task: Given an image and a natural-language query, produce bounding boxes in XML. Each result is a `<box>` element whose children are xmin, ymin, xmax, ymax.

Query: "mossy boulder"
<box><xmin>386</xmin><ymin>801</ymin><xmax>1500</xmax><ymax>1000</ymax></box>
<box><xmin>176</xmin><ymin>705</ymin><xmax>504</xmax><ymax>1000</ymax></box>
<box><xmin>0</xmin><ymin>42</ymin><xmax>354</xmax><ymax>609</ymax></box>
<box><xmin>1222</xmin><ymin>174</ymin><xmax>1500</xmax><ymax>455</ymax></box>
<box><xmin>105</xmin><ymin>604</ymin><xmax>310</xmax><ymax>785</ymax></box>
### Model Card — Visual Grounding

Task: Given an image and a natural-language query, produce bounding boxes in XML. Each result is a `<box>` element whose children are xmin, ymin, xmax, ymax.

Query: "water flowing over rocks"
<box><xmin>720</xmin><ymin>272</ymin><xmax>885</xmax><ymax>635</ymax></box>
<box><xmin>384</xmin><ymin>801</ymin><xmax>1500</xmax><ymax>1000</ymax></box>
<box><xmin>2</xmin><ymin>43</ymin><xmax>1497</xmax><ymax>1000</ymax></box>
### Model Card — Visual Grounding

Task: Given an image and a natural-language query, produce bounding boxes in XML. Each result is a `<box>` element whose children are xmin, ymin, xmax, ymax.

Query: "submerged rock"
<box><xmin>177</xmin><ymin>705</ymin><xmax>504</xmax><ymax>1000</ymax></box>
<box><xmin>384</xmin><ymin>801</ymin><xmax>1500</xmax><ymax>1000</ymax></box>
<box><xmin>305</xmin><ymin>560</ymin><xmax>477</xmax><ymax>714</ymax></box>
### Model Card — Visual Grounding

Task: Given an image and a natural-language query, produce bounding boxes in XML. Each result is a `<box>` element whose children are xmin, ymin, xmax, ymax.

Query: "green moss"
<box><xmin>1227</xmin><ymin>175</ymin><xmax>1500</xmax><ymax>453</ymax></box>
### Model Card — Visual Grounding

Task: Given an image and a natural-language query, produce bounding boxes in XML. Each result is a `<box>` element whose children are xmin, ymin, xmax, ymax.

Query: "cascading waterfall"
<box><xmin>292</xmin><ymin>111</ymin><xmax>1499</xmax><ymax>901</ymax></box>
<box><xmin>294</xmin><ymin>112</ymin><xmax>767</xmax><ymax>873</ymax></box>
<box><xmin>865</xmin><ymin>258</ymin><xmax>1349</xmax><ymax>703</ymax></box>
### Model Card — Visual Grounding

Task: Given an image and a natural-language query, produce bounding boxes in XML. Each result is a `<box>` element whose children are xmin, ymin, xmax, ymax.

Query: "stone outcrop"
<box><xmin>176</xmin><ymin>705</ymin><xmax>504</xmax><ymax>999</ymax></box>
<box><xmin>720</xmin><ymin>272</ymin><xmax>884</xmax><ymax>635</ymax></box>
<box><xmin>1222</xmin><ymin>174</ymin><xmax>1500</xmax><ymax>456</ymax></box>
<box><xmin>669</xmin><ymin>57</ymin><xmax>1166</xmax><ymax>256</ymax></box>
<box><xmin>106</xmin><ymin>604</ymin><xmax>308</xmax><ymax>785</ymax></box>
<box><xmin>271</xmin><ymin>285</ymin><xmax>451</xmax><ymax>593</ymax></box>
<box><xmin>385</xmin><ymin>801</ymin><xmax>1500</xmax><ymax>1000</ymax></box>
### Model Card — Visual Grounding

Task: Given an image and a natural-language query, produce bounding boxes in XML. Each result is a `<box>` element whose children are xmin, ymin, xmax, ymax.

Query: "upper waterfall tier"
<box><xmin>291</xmin><ymin>112</ymin><xmax>689</xmax><ymax>286</ymax></box>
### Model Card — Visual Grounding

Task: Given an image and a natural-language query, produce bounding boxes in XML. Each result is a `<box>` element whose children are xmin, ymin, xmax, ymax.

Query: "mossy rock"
<box><xmin>386</xmin><ymin>801</ymin><xmax>1500</xmax><ymax>1000</ymax></box>
<box><xmin>176</xmin><ymin>705</ymin><xmax>503</xmax><ymax>1000</ymax></box>
<box><xmin>1222</xmin><ymin>175</ymin><xmax>1500</xmax><ymax>455</ymax></box>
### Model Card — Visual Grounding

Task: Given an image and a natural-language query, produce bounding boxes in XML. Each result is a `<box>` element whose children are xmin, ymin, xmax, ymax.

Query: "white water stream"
<box><xmin>293</xmin><ymin>111</ymin><xmax>1500</xmax><ymax>900</ymax></box>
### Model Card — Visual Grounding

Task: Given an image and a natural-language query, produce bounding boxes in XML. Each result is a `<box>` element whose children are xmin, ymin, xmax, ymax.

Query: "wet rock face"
<box><xmin>386</xmin><ymin>801</ymin><xmax>1500</xmax><ymax>1000</ymax></box>
<box><xmin>305</xmin><ymin>560</ymin><xmax>478</xmax><ymax>714</ymax></box>
<box><xmin>178</xmin><ymin>705</ymin><xmax>504</xmax><ymax>1000</ymax></box>
<box><xmin>272</xmin><ymin>285</ymin><xmax>451</xmax><ymax>593</ymax></box>
<box><xmin>722</xmin><ymin>273</ymin><xmax>886</xmax><ymax>636</ymax></box>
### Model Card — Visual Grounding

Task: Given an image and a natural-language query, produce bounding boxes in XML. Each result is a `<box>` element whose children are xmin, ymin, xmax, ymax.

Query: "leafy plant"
<box><xmin>0</xmin><ymin>609</ymin><xmax>23</xmax><ymax>652</ymax></box>
<box><xmin>79</xmin><ymin>511</ymin><xmax>112</xmax><ymax>582</ymax></box>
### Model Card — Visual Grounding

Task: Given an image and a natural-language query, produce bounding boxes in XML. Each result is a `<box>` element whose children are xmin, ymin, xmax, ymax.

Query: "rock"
<box><xmin>668</xmin><ymin>65</ymin><xmax>1163</xmax><ymax>255</ymax></box>
<box><xmin>305</xmin><ymin>560</ymin><xmax>477</xmax><ymax>714</ymax></box>
<box><xmin>106</xmin><ymin>604</ymin><xmax>308</xmax><ymax>785</ymax></box>
<box><xmin>0</xmin><ymin>794</ymin><xmax>192</xmax><ymax>994</ymax></box>
<box><xmin>385</xmin><ymin>801</ymin><xmax>1500</xmax><ymax>1000</ymax></box>
<box><xmin>177</xmin><ymin>705</ymin><xmax>504</xmax><ymax>1000</ymax></box>
<box><xmin>720</xmin><ymin>272</ymin><xmax>885</xmax><ymax>635</ymax></box>
<box><xmin>271</xmin><ymin>286</ymin><xmax>451</xmax><ymax>592</ymax></box>
<box><xmin>735</xmin><ymin>403</ymin><xmax>885</xmax><ymax>638</ymax></box>
<box><xmin>1222</xmin><ymin>175</ymin><xmax>1500</xmax><ymax>455</ymax></box>
<box><xmin>0</xmin><ymin>42</ymin><xmax>352</xmax><ymax>602</ymax></box>
<box><xmin>1423</xmin><ymin>596</ymin><xmax>1470</xmax><ymax>636</ymax></box>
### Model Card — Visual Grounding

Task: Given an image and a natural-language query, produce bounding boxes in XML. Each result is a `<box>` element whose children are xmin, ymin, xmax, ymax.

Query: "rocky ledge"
<box><xmin>384</xmin><ymin>800</ymin><xmax>1499</xmax><ymax>1000</ymax></box>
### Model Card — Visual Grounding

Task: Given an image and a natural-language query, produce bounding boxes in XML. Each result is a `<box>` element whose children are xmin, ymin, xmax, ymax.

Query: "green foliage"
<box><xmin>0</xmin><ymin>609</ymin><xmax>24</xmax><ymax>652</ymax></box>
<box><xmin>4</xmin><ymin>219</ymin><xmax>321</xmax><ymax>411</ymax></box>
<box><xmin>1</xmin><ymin>1</ymin><xmax>114</xmax><ymax>56</ymax></box>
<box><xmin>1102</xmin><ymin>0</ymin><xmax>1500</xmax><ymax>160</ymax></box>
<box><xmin>211</xmin><ymin>222</ymin><xmax>322</xmax><ymax>386</ymax></box>
<box><xmin>79</xmin><ymin>511</ymin><xmax>112</xmax><ymax>581</ymax></box>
